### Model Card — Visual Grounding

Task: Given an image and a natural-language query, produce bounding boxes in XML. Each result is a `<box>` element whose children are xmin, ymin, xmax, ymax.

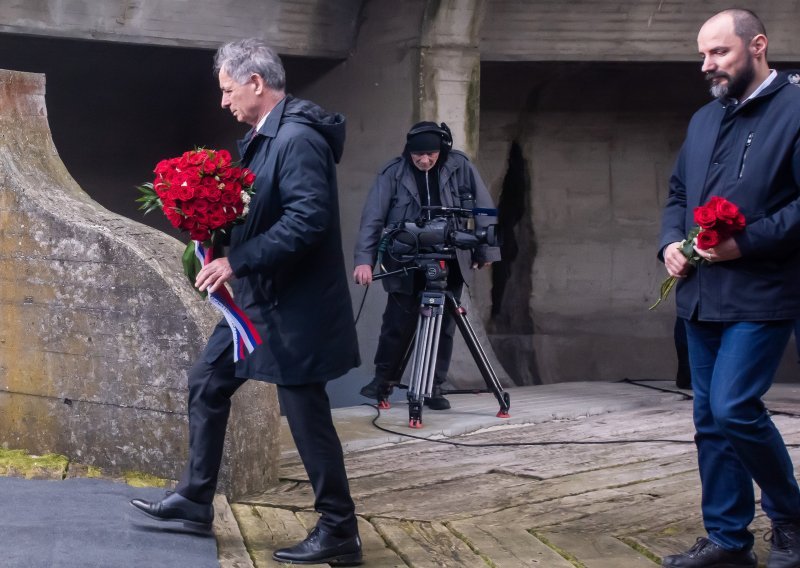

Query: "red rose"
<box><xmin>220</xmin><ymin>187</ymin><xmax>240</xmax><ymax>206</ymax></box>
<box><xmin>181</xmin><ymin>201</ymin><xmax>196</xmax><ymax>216</ymax></box>
<box><xmin>193</xmin><ymin>199</ymin><xmax>210</xmax><ymax>214</ymax></box>
<box><xmin>215</xmin><ymin>149</ymin><xmax>232</xmax><ymax>167</ymax></box>
<box><xmin>154</xmin><ymin>159</ymin><xmax>172</xmax><ymax>176</ymax></box>
<box><xmin>177</xmin><ymin>183</ymin><xmax>196</xmax><ymax>201</ymax></box>
<box><xmin>164</xmin><ymin>207</ymin><xmax>182</xmax><ymax>229</ymax></box>
<box><xmin>730</xmin><ymin>212</ymin><xmax>746</xmax><ymax>232</ymax></box>
<box><xmin>243</xmin><ymin>171</ymin><xmax>256</xmax><ymax>187</ymax></box>
<box><xmin>694</xmin><ymin>205</ymin><xmax>718</xmax><ymax>229</ymax></box>
<box><xmin>714</xmin><ymin>197</ymin><xmax>741</xmax><ymax>221</ymax></box>
<box><xmin>208</xmin><ymin>210</ymin><xmax>229</xmax><ymax>229</ymax></box>
<box><xmin>189</xmin><ymin>226</ymin><xmax>210</xmax><ymax>241</ymax></box>
<box><xmin>204</xmin><ymin>185</ymin><xmax>222</xmax><ymax>203</ymax></box>
<box><xmin>696</xmin><ymin>229</ymin><xmax>722</xmax><ymax>250</ymax></box>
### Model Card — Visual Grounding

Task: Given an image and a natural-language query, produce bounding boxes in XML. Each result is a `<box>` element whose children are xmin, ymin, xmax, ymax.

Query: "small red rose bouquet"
<box><xmin>137</xmin><ymin>148</ymin><xmax>262</xmax><ymax>361</ymax></box>
<box><xmin>650</xmin><ymin>196</ymin><xmax>745</xmax><ymax>310</ymax></box>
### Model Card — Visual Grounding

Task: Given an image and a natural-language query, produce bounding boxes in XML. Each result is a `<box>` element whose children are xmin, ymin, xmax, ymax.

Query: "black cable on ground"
<box><xmin>364</xmin><ymin>379</ymin><xmax>800</xmax><ymax>447</ymax></box>
<box><xmin>620</xmin><ymin>378</ymin><xmax>800</xmax><ymax>418</ymax></box>
<box><xmin>363</xmin><ymin>403</ymin><xmax>697</xmax><ymax>447</ymax></box>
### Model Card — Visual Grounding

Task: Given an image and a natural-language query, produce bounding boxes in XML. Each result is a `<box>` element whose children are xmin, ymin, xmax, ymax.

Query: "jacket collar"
<box><xmin>722</xmin><ymin>71</ymin><xmax>788</xmax><ymax>114</ymax></box>
<box><xmin>237</xmin><ymin>96</ymin><xmax>289</xmax><ymax>157</ymax></box>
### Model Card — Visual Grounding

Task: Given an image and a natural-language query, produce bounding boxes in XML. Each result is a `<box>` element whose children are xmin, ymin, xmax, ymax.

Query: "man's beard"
<box><xmin>706</xmin><ymin>56</ymin><xmax>755</xmax><ymax>100</ymax></box>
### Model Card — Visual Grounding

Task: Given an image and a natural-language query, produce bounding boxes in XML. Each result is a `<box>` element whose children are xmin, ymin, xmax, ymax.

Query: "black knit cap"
<box><xmin>405</xmin><ymin>121</ymin><xmax>443</xmax><ymax>153</ymax></box>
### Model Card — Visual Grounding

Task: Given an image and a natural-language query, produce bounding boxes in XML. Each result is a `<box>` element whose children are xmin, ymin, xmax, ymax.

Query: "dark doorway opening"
<box><xmin>0</xmin><ymin>33</ymin><xmax>340</xmax><ymax>238</ymax></box>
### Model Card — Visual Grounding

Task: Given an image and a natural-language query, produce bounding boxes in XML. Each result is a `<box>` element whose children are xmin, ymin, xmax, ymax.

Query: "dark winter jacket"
<box><xmin>203</xmin><ymin>95</ymin><xmax>360</xmax><ymax>384</ymax></box>
<box><xmin>659</xmin><ymin>71</ymin><xmax>800</xmax><ymax>321</ymax></box>
<box><xmin>354</xmin><ymin>150</ymin><xmax>501</xmax><ymax>294</ymax></box>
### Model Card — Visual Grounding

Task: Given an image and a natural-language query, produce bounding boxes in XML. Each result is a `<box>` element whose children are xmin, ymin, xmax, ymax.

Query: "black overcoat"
<box><xmin>203</xmin><ymin>96</ymin><xmax>360</xmax><ymax>384</ymax></box>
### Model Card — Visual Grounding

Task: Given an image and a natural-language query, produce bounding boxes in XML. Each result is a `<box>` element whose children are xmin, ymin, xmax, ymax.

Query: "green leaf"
<box><xmin>649</xmin><ymin>275</ymin><xmax>678</xmax><ymax>310</ymax></box>
<box><xmin>181</xmin><ymin>241</ymin><xmax>207</xmax><ymax>299</ymax></box>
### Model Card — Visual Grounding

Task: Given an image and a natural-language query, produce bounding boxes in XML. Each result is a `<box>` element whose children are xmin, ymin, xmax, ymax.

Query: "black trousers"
<box><xmin>373</xmin><ymin>275</ymin><xmax>463</xmax><ymax>386</ymax></box>
<box><xmin>175</xmin><ymin>345</ymin><xmax>357</xmax><ymax>537</ymax></box>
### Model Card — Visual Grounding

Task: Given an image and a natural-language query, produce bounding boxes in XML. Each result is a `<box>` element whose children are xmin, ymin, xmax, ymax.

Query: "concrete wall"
<box><xmin>481</xmin><ymin>0</ymin><xmax>800</xmax><ymax>61</ymax></box>
<box><xmin>296</xmin><ymin>0</ymin><xmax>512</xmax><ymax>403</ymax></box>
<box><xmin>0</xmin><ymin>0</ymin><xmax>362</xmax><ymax>57</ymax></box>
<box><xmin>478</xmin><ymin>61</ymin><xmax>800</xmax><ymax>383</ymax></box>
<box><xmin>0</xmin><ymin>68</ymin><xmax>279</xmax><ymax>498</ymax></box>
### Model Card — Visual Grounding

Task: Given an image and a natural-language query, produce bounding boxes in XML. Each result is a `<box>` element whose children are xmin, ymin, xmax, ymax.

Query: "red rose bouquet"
<box><xmin>137</xmin><ymin>149</ymin><xmax>262</xmax><ymax>361</ymax></box>
<box><xmin>137</xmin><ymin>148</ymin><xmax>256</xmax><ymax>287</ymax></box>
<box><xmin>650</xmin><ymin>196</ymin><xmax>745</xmax><ymax>309</ymax></box>
<box><xmin>137</xmin><ymin>148</ymin><xmax>255</xmax><ymax>243</ymax></box>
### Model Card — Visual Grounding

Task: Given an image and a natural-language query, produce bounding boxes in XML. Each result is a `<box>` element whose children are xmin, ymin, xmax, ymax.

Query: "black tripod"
<box><xmin>375</xmin><ymin>256</ymin><xmax>511</xmax><ymax>428</ymax></box>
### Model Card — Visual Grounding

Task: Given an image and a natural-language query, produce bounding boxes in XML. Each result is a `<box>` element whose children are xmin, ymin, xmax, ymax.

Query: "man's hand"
<box><xmin>693</xmin><ymin>237</ymin><xmax>741</xmax><ymax>264</ymax></box>
<box><xmin>472</xmin><ymin>261</ymin><xmax>493</xmax><ymax>269</ymax></box>
<box><xmin>196</xmin><ymin>257</ymin><xmax>234</xmax><ymax>294</ymax></box>
<box><xmin>664</xmin><ymin>241</ymin><xmax>692</xmax><ymax>278</ymax></box>
<box><xmin>353</xmin><ymin>264</ymin><xmax>373</xmax><ymax>286</ymax></box>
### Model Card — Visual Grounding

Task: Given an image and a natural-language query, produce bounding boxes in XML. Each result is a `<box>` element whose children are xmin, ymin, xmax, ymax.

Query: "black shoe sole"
<box><xmin>271</xmin><ymin>551</ymin><xmax>363</xmax><ymax>566</ymax></box>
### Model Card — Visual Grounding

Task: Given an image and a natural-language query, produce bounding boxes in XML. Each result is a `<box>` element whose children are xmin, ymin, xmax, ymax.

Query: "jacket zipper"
<box><xmin>739</xmin><ymin>132</ymin><xmax>754</xmax><ymax>179</ymax></box>
<box><xmin>425</xmin><ymin>171</ymin><xmax>431</xmax><ymax>219</ymax></box>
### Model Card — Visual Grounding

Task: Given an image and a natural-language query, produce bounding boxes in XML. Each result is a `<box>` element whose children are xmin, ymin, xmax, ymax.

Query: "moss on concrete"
<box><xmin>618</xmin><ymin>535</ymin><xmax>662</xmax><ymax>564</ymax></box>
<box><xmin>0</xmin><ymin>448</ymin><xmax>69</xmax><ymax>479</ymax></box>
<box><xmin>122</xmin><ymin>470</ymin><xmax>170</xmax><ymax>488</ymax></box>
<box><xmin>530</xmin><ymin>530</ymin><xmax>585</xmax><ymax>568</ymax></box>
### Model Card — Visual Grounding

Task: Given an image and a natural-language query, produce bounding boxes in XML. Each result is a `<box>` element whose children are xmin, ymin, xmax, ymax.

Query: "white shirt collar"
<box><xmin>254</xmin><ymin>111</ymin><xmax>269</xmax><ymax>133</ymax></box>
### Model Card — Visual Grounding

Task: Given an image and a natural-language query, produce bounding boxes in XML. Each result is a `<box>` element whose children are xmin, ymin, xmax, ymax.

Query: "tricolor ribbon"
<box><xmin>194</xmin><ymin>241</ymin><xmax>263</xmax><ymax>362</ymax></box>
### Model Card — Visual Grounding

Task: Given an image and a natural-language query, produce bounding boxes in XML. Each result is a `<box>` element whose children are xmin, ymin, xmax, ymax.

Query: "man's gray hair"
<box><xmin>214</xmin><ymin>38</ymin><xmax>286</xmax><ymax>90</ymax></box>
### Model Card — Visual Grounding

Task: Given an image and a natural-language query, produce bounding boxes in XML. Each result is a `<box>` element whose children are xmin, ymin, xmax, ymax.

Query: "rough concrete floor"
<box><xmin>228</xmin><ymin>380</ymin><xmax>800</xmax><ymax>568</ymax></box>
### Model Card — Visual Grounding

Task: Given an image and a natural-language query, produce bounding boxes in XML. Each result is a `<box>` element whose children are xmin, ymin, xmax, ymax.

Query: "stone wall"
<box><xmin>0</xmin><ymin>69</ymin><xmax>279</xmax><ymax>498</ymax></box>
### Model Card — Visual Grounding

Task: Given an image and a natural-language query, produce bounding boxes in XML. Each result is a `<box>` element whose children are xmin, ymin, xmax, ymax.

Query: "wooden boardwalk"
<box><xmin>223</xmin><ymin>381</ymin><xmax>800</xmax><ymax>567</ymax></box>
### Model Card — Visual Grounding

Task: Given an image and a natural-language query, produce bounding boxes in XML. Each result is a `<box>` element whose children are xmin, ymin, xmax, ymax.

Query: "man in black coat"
<box><xmin>131</xmin><ymin>38</ymin><xmax>362</xmax><ymax>566</ymax></box>
<box><xmin>659</xmin><ymin>9</ymin><xmax>800</xmax><ymax>568</ymax></box>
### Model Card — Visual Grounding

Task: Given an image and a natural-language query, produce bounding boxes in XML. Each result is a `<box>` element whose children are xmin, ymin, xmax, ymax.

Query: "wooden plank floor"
<box><xmin>234</xmin><ymin>381</ymin><xmax>800</xmax><ymax>567</ymax></box>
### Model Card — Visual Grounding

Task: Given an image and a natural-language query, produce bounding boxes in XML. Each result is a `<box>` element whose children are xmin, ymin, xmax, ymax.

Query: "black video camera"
<box><xmin>381</xmin><ymin>196</ymin><xmax>498</xmax><ymax>262</ymax></box>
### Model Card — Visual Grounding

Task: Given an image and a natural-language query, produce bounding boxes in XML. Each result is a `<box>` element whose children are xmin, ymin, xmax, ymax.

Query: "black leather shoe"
<box><xmin>662</xmin><ymin>537</ymin><xmax>756</xmax><ymax>567</ymax></box>
<box><xmin>767</xmin><ymin>522</ymin><xmax>800</xmax><ymax>568</ymax></box>
<box><xmin>272</xmin><ymin>526</ymin><xmax>362</xmax><ymax>566</ymax></box>
<box><xmin>424</xmin><ymin>384</ymin><xmax>451</xmax><ymax>410</ymax></box>
<box><xmin>130</xmin><ymin>492</ymin><xmax>213</xmax><ymax>533</ymax></box>
<box><xmin>359</xmin><ymin>377</ymin><xmax>396</xmax><ymax>401</ymax></box>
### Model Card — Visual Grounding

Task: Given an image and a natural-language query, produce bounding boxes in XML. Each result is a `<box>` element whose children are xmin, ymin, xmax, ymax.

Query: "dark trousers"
<box><xmin>373</xmin><ymin>279</ymin><xmax>462</xmax><ymax>386</ymax></box>
<box><xmin>175</xmin><ymin>345</ymin><xmax>357</xmax><ymax>537</ymax></box>
<box><xmin>686</xmin><ymin>319</ymin><xmax>800</xmax><ymax>551</ymax></box>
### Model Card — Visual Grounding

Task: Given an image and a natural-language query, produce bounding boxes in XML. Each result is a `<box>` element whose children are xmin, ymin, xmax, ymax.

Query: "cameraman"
<box><xmin>353</xmin><ymin>121</ymin><xmax>500</xmax><ymax>409</ymax></box>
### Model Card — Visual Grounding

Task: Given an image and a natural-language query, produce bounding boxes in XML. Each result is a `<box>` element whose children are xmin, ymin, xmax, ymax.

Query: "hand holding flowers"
<box><xmin>136</xmin><ymin>148</ymin><xmax>262</xmax><ymax>361</ymax></box>
<box><xmin>137</xmin><ymin>148</ymin><xmax>255</xmax><ymax>289</ymax></box>
<box><xmin>650</xmin><ymin>196</ymin><xmax>745</xmax><ymax>310</ymax></box>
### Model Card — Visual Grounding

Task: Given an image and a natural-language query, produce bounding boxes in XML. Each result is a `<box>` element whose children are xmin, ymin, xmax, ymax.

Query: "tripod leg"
<box><xmin>446</xmin><ymin>293</ymin><xmax>511</xmax><ymax>418</ymax></box>
<box><xmin>407</xmin><ymin>293</ymin><xmax>445</xmax><ymax>428</ymax></box>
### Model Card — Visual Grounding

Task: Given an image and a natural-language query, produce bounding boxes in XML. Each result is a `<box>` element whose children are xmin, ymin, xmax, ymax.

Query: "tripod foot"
<box><xmin>378</xmin><ymin>400</ymin><xmax>391</xmax><ymax>410</ymax></box>
<box><xmin>409</xmin><ymin>418</ymin><xmax>423</xmax><ymax>429</ymax></box>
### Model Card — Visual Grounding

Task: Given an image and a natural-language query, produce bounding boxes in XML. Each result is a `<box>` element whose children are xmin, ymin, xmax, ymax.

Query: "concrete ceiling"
<box><xmin>0</xmin><ymin>0</ymin><xmax>364</xmax><ymax>58</ymax></box>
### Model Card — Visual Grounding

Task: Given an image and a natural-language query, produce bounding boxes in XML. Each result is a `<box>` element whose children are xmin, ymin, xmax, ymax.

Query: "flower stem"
<box><xmin>649</xmin><ymin>276</ymin><xmax>678</xmax><ymax>310</ymax></box>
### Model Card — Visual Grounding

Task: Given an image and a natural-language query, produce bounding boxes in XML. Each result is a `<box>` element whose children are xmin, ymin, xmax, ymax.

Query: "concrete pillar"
<box><xmin>418</xmin><ymin>0</ymin><xmax>486</xmax><ymax>159</ymax></box>
<box><xmin>0</xmin><ymin>69</ymin><xmax>279</xmax><ymax>498</ymax></box>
